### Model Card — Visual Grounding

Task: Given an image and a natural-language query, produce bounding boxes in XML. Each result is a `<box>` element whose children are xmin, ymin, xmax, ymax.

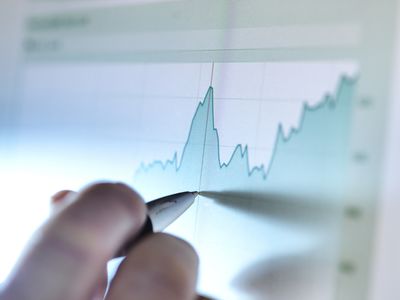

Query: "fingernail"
<box><xmin>51</xmin><ymin>190</ymin><xmax>73</xmax><ymax>204</ymax></box>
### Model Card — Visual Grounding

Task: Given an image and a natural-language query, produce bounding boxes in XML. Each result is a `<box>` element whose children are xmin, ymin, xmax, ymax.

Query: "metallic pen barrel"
<box><xmin>148</xmin><ymin>191</ymin><xmax>198</xmax><ymax>232</ymax></box>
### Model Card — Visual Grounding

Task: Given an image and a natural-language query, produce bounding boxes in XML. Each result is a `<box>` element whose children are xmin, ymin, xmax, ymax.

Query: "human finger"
<box><xmin>51</xmin><ymin>190</ymin><xmax>108</xmax><ymax>300</ymax></box>
<box><xmin>2</xmin><ymin>182</ymin><xmax>147</xmax><ymax>300</ymax></box>
<box><xmin>106</xmin><ymin>233</ymin><xmax>198</xmax><ymax>300</ymax></box>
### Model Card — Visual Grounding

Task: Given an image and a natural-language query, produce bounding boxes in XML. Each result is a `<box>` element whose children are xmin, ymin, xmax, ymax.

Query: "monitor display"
<box><xmin>1</xmin><ymin>1</ymin><xmax>400</xmax><ymax>299</ymax></box>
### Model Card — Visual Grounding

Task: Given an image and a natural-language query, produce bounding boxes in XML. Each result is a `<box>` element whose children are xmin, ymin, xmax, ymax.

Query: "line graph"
<box><xmin>16</xmin><ymin>60</ymin><xmax>360</xmax><ymax>299</ymax></box>
<box><xmin>132</xmin><ymin>69</ymin><xmax>357</xmax><ymax>298</ymax></box>
<box><xmin>135</xmin><ymin>76</ymin><xmax>356</xmax><ymax>199</ymax></box>
<box><xmin>10</xmin><ymin>0</ymin><xmax>395</xmax><ymax>295</ymax></box>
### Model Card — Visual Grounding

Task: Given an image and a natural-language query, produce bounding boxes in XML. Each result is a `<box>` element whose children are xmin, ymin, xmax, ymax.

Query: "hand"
<box><xmin>0</xmin><ymin>183</ymin><xmax>199</xmax><ymax>300</ymax></box>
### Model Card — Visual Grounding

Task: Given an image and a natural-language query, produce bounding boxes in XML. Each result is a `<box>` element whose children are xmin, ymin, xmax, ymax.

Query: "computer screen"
<box><xmin>1</xmin><ymin>1</ymin><xmax>400</xmax><ymax>299</ymax></box>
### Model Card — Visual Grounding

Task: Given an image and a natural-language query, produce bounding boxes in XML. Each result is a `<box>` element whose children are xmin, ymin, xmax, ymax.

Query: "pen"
<box><xmin>116</xmin><ymin>191</ymin><xmax>198</xmax><ymax>257</ymax></box>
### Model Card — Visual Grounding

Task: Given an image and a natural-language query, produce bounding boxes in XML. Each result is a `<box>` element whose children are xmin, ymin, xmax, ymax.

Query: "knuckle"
<box><xmin>39</xmin><ymin>220</ymin><xmax>99</xmax><ymax>268</ymax></box>
<box><xmin>45</xmin><ymin>183</ymin><xmax>147</xmax><ymax>260</ymax></box>
<box><xmin>81</xmin><ymin>182</ymin><xmax>147</xmax><ymax>220</ymax></box>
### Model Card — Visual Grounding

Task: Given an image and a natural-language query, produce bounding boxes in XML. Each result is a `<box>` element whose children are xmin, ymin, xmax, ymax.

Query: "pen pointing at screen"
<box><xmin>1</xmin><ymin>183</ymin><xmax>204</xmax><ymax>300</ymax></box>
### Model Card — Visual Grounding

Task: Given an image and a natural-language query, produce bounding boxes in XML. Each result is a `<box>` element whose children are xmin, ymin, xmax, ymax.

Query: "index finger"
<box><xmin>2</xmin><ymin>183</ymin><xmax>147</xmax><ymax>300</ymax></box>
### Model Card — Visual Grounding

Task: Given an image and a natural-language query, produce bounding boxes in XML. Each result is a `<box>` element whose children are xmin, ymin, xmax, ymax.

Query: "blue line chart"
<box><xmin>135</xmin><ymin>76</ymin><xmax>356</xmax><ymax>200</ymax></box>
